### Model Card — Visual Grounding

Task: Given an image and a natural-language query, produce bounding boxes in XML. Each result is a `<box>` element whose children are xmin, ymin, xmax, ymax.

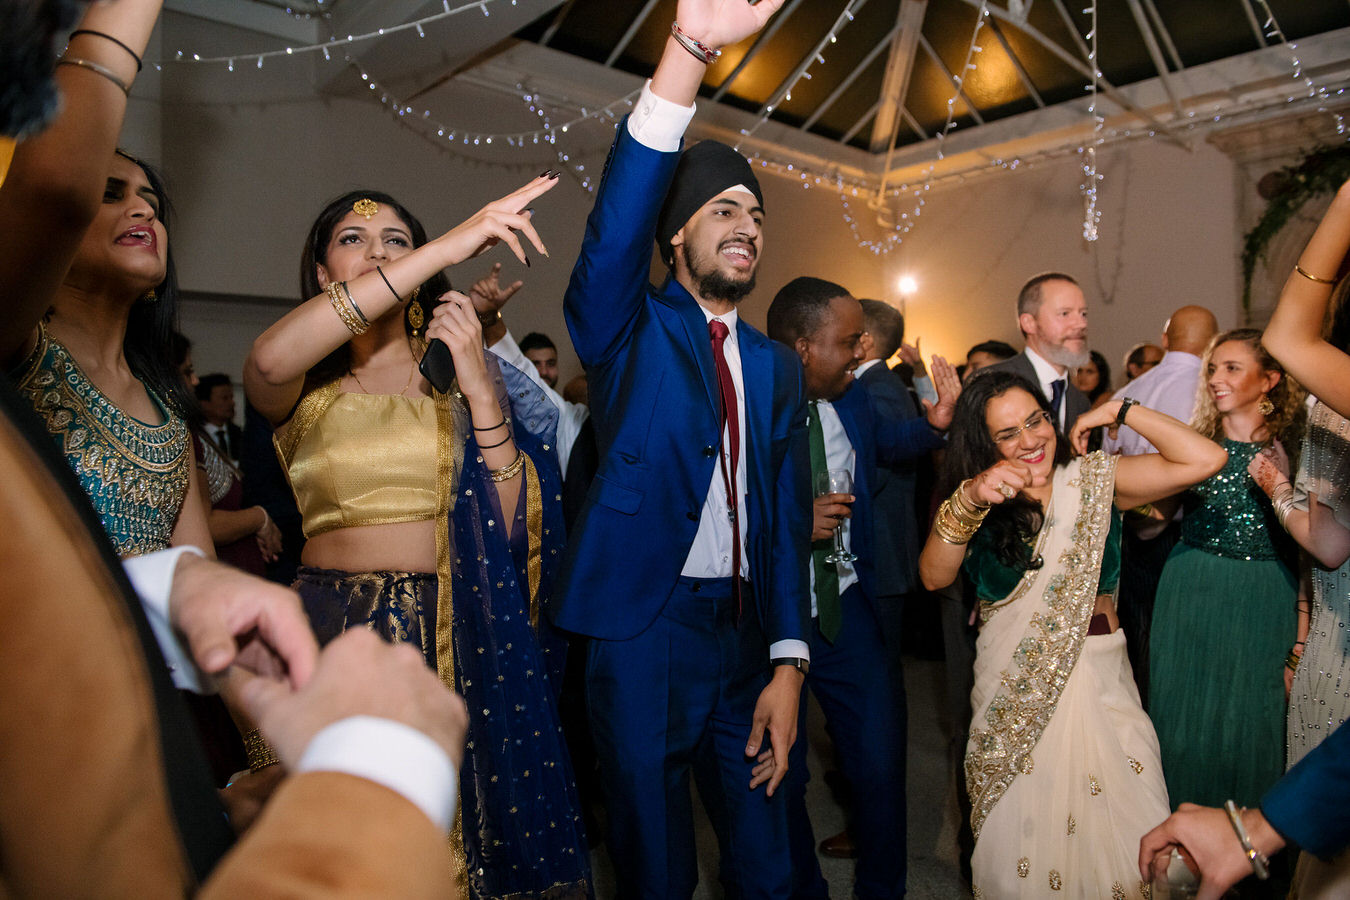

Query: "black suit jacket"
<box><xmin>980</xmin><ymin>350</ymin><xmax>1090</xmax><ymax>434</ymax></box>
<box><xmin>855</xmin><ymin>363</ymin><xmax>924</xmax><ymax>597</ymax></box>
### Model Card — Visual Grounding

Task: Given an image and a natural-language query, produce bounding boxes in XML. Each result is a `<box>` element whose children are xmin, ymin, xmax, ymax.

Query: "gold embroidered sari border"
<box><xmin>966</xmin><ymin>451</ymin><xmax>1118</xmax><ymax>839</ymax></box>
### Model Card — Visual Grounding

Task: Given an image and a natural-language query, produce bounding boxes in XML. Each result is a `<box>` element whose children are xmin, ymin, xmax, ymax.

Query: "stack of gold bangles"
<box><xmin>326</xmin><ymin>281</ymin><xmax>370</xmax><ymax>335</ymax></box>
<box><xmin>1271</xmin><ymin>481</ymin><xmax>1297</xmax><ymax>532</ymax></box>
<box><xmin>935</xmin><ymin>478</ymin><xmax>991</xmax><ymax>544</ymax></box>
<box><xmin>488</xmin><ymin>450</ymin><xmax>526</xmax><ymax>483</ymax></box>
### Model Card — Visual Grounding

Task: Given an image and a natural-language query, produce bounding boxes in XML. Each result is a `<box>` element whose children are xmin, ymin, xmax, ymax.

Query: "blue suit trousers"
<box><xmin>786</xmin><ymin>585</ymin><xmax>908</xmax><ymax>899</ymax></box>
<box><xmin>588</xmin><ymin>576</ymin><xmax>792</xmax><ymax>899</ymax></box>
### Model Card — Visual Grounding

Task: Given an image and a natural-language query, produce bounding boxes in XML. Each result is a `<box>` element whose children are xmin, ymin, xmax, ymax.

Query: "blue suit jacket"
<box><xmin>553</xmin><ymin>123</ymin><xmax>812</xmax><ymax>647</ymax></box>
<box><xmin>830</xmin><ymin>381</ymin><xmax>945</xmax><ymax>626</ymax></box>
<box><xmin>855</xmin><ymin>363</ymin><xmax>923</xmax><ymax>597</ymax></box>
<box><xmin>1262</xmin><ymin>719</ymin><xmax>1350</xmax><ymax>860</ymax></box>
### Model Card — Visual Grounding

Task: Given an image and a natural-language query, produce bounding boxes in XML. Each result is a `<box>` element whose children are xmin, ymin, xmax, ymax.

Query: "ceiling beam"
<box><xmin>539</xmin><ymin>0</ymin><xmax>579</xmax><ymax>46</ymax></box>
<box><xmin>986</xmin><ymin>19</ymin><xmax>1045</xmax><ymax>107</ymax></box>
<box><xmin>755</xmin><ymin>0</ymin><xmax>876</xmax><ymax>119</ymax></box>
<box><xmin>1141</xmin><ymin>0</ymin><xmax>1184</xmax><ymax>70</ymax></box>
<box><xmin>841</xmin><ymin>98</ymin><xmax>883</xmax><ymax>145</ymax></box>
<box><xmin>711</xmin><ymin>0</ymin><xmax>807</xmax><ymax>102</ymax></box>
<box><xmin>802</xmin><ymin>21</ymin><xmax>900</xmax><ymax>131</ymax></box>
<box><xmin>1125</xmin><ymin>0</ymin><xmax>1184</xmax><ymax>117</ymax></box>
<box><xmin>868</xmin><ymin>1</ymin><xmax>928</xmax><ymax>153</ymax></box>
<box><xmin>604</xmin><ymin>0</ymin><xmax>661</xmax><ymax>67</ymax></box>
<box><xmin>1238</xmin><ymin>0</ymin><xmax>1270</xmax><ymax>48</ymax></box>
<box><xmin>954</xmin><ymin>0</ymin><xmax>1188</xmax><ymax>147</ymax></box>
<box><xmin>163</xmin><ymin>0</ymin><xmax>321</xmax><ymax>44</ymax></box>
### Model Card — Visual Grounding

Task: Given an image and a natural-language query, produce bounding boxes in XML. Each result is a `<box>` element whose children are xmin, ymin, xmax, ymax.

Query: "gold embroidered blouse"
<box><xmin>14</xmin><ymin>326</ymin><xmax>190</xmax><ymax>557</ymax></box>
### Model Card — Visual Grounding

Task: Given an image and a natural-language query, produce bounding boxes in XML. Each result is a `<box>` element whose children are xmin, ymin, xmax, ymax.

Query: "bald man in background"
<box><xmin>1104</xmin><ymin>305</ymin><xmax>1219</xmax><ymax>705</ymax></box>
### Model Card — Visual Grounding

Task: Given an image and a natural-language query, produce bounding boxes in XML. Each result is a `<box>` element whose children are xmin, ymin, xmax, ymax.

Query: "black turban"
<box><xmin>656</xmin><ymin>139</ymin><xmax>764</xmax><ymax>268</ymax></box>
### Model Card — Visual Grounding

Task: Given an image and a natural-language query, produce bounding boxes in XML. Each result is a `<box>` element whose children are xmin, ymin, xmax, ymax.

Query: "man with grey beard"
<box><xmin>979</xmin><ymin>272</ymin><xmax>1091</xmax><ymax>433</ymax></box>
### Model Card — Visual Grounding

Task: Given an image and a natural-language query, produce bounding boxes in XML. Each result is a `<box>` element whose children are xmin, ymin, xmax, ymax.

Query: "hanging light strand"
<box><xmin>734</xmin><ymin>0</ymin><xmax>870</xmax><ymax>148</ymax></box>
<box><xmin>1248</xmin><ymin>0</ymin><xmax>1346</xmax><ymax>138</ymax></box>
<box><xmin>834</xmin><ymin>0</ymin><xmax>990</xmax><ymax>255</ymax></box>
<box><xmin>1080</xmin><ymin>1</ymin><xmax>1103</xmax><ymax>242</ymax></box>
<box><xmin>153</xmin><ymin>0</ymin><xmax>514</xmax><ymax>69</ymax></box>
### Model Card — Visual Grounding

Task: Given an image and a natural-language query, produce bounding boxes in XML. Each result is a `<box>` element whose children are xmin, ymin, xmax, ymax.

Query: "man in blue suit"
<box><xmin>551</xmin><ymin>1</ymin><xmax>807</xmax><ymax>895</ymax></box>
<box><xmin>766</xmin><ymin>277</ymin><xmax>960</xmax><ymax>899</ymax></box>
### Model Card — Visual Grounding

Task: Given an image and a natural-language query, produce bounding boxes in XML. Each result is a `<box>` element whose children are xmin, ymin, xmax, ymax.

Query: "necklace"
<box><xmin>349</xmin><ymin>362</ymin><xmax>415</xmax><ymax>396</ymax></box>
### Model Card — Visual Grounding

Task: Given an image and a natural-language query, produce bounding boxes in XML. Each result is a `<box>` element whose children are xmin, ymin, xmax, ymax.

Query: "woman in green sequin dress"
<box><xmin>1150</xmin><ymin>329</ymin><xmax>1306</xmax><ymax>811</ymax></box>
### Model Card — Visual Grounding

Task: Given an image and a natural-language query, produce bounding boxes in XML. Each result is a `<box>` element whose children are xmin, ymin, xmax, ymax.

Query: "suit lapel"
<box><xmin>739</xmin><ymin>328</ymin><xmax>773</xmax><ymax>498</ymax></box>
<box><xmin>659</xmin><ymin>277</ymin><xmax>720</xmax><ymax>415</ymax></box>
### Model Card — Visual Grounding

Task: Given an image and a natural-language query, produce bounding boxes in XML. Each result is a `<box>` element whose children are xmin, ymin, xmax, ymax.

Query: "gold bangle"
<box><xmin>327</xmin><ymin>282</ymin><xmax>368</xmax><ymax>335</ymax></box>
<box><xmin>340</xmin><ymin>281</ymin><xmax>370</xmax><ymax>328</ymax></box>
<box><xmin>56</xmin><ymin>57</ymin><xmax>131</xmax><ymax>96</ymax></box>
<box><xmin>487</xmin><ymin>450</ymin><xmax>525</xmax><ymax>482</ymax></box>
<box><xmin>1294</xmin><ymin>263</ymin><xmax>1337</xmax><ymax>285</ymax></box>
<box><xmin>243</xmin><ymin>728</ymin><xmax>280</xmax><ymax>772</ymax></box>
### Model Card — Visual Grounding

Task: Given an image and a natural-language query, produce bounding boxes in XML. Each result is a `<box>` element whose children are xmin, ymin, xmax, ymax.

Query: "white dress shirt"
<box><xmin>123</xmin><ymin>548</ymin><xmax>457</xmax><ymax>830</ymax></box>
<box><xmin>808</xmin><ymin>399</ymin><xmax>858</xmax><ymax>617</ymax></box>
<box><xmin>1024</xmin><ymin>347</ymin><xmax>1071</xmax><ymax>431</ymax></box>
<box><xmin>1102</xmin><ymin>351</ymin><xmax>1203</xmax><ymax>456</ymax></box>
<box><xmin>681</xmin><ymin>307</ymin><xmax>749</xmax><ymax>582</ymax></box>
<box><xmin>488</xmin><ymin>330</ymin><xmax>589</xmax><ymax>474</ymax></box>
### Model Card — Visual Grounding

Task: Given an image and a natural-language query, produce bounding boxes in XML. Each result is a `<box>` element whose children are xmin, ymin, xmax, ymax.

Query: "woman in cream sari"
<box><xmin>920</xmin><ymin>371</ymin><xmax>1227</xmax><ymax>898</ymax></box>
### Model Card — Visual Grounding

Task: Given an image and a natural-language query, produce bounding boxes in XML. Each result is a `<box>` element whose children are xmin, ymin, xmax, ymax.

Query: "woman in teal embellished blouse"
<box><xmin>1150</xmin><ymin>328</ymin><xmax>1306</xmax><ymax>814</ymax></box>
<box><xmin>919</xmin><ymin>370</ymin><xmax>1226</xmax><ymax>899</ymax></box>
<box><xmin>0</xmin><ymin>3</ymin><xmax>210</xmax><ymax>558</ymax></box>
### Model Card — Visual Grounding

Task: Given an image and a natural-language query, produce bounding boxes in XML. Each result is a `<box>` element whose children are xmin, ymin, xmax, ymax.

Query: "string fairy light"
<box><xmin>832</xmin><ymin>0</ymin><xmax>991</xmax><ymax>255</ymax></box>
<box><xmin>1248</xmin><ymin>0</ymin><xmax>1347</xmax><ymax>138</ymax></box>
<box><xmin>734</xmin><ymin>0</ymin><xmax>870</xmax><ymax>147</ymax></box>
<box><xmin>151</xmin><ymin>0</ymin><xmax>517</xmax><ymax>70</ymax></box>
<box><xmin>148</xmin><ymin>0</ymin><xmax>1349</xmax><ymax>248</ymax></box>
<box><xmin>1080</xmin><ymin>1</ymin><xmax>1103</xmax><ymax>242</ymax></box>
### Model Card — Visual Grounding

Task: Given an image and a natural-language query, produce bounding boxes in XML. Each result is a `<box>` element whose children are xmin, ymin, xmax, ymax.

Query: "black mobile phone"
<box><xmin>419</xmin><ymin>339</ymin><xmax>455</xmax><ymax>393</ymax></box>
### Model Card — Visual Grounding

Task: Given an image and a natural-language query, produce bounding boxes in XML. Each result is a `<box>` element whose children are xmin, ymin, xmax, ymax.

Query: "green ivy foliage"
<box><xmin>1242</xmin><ymin>145</ymin><xmax>1350</xmax><ymax>312</ymax></box>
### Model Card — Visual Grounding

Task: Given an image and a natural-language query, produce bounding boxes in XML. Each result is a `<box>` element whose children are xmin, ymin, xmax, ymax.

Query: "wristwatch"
<box><xmin>771</xmin><ymin>657</ymin><xmax>810</xmax><ymax>676</ymax></box>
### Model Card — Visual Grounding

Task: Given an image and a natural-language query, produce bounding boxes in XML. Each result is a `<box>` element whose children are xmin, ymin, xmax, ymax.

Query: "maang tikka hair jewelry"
<box><xmin>352</xmin><ymin>198</ymin><xmax>380</xmax><ymax>220</ymax></box>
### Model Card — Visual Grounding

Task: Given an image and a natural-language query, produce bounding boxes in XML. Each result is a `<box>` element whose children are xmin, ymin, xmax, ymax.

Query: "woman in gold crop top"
<box><xmin>244</xmin><ymin>184</ymin><xmax>591</xmax><ymax>899</ymax></box>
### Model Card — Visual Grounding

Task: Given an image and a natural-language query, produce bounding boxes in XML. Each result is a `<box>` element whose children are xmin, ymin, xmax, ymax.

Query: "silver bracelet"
<box><xmin>1224</xmin><ymin>800</ymin><xmax>1270</xmax><ymax>881</ymax></box>
<box><xmin>56</xmin><ymin>57</ymin><xmax>131</xmax><ymax>96</ymax></box>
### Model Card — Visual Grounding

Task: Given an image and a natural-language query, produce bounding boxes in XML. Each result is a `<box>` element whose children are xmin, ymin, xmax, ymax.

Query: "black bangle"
<box><xmin>472</xmin><ymin>416</ymin><xmax>509</xmax><ymax>432</ymax></box>
<box><xmin>69</xmin><ymin>29</ymin><xmax>143</xmax><ymax>71</ymax></box>
<box><xmin>1115</xmin><ymin>397</ymin><xmax>1138</xmax><ymax>429</ymax></box>
<box><xmin>478</xmin><ymin>430</ymin><xmax>514</xmax><ymax>450</ymax></box>
<box><xmin>375</xmin><ymin>265</ymin><xmax>403</xmax><ymax>302</ymax></box>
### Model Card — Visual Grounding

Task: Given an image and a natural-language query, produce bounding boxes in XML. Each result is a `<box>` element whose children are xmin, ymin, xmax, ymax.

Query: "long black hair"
<box><xmin>114</xmin><ymin>150</ymin><xmax>196</xmax><ymax>428</ymax></box>
<box><xmin>942</xmin><ymin>370</ymin><xmax>1072</xmax><ymax>570</ymax></box>
<box><xmin>299</xmin><ymin>190</ymin><xmax>452</xmax><ymax>385</ymax></box>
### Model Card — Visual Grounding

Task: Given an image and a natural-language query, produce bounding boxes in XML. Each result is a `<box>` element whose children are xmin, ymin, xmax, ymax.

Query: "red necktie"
<box><xmin>709</xmin><ymin>319</ymin><xmax>742</xmax><ymax>621</ymax></box>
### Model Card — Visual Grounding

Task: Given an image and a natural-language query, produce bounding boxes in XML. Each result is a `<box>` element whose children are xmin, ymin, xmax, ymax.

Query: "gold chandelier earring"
<box><xmin>140</xmin><ymin>289</ymin><xmax>158</xmax><ymax>303</ymax></box>
<box><xmin>407</xmin><ymin>288</ymin><xmax>425</xmax><ymax>338</ymax></box>
<box><xmin>1258</xmin><ymin>392</ymin><xmax>1275</xmax><ymax>416</ymax></box>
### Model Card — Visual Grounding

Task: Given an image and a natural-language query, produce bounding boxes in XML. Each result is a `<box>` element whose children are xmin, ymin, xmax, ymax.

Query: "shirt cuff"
<box><xmin>768</xmin><ymin>639</ymin><xmax>810</xmax><ymax>664</ymax></box>
<box><xmin>627</xmin><ymin>80</ymin><xmax>696</xmax><ymax>152</ymax></box>
<box><xmin>123</xmin><ymin>546</ymin><xmax>210</xmax><ymax>693</ymax></box>
<box><xmin>297</xmin><ymin>715</ymin><xmax>458</xmax><ymax>832</ymax></box>
<box><xmin>914</xmin><ymin>374</ymin><xmax>938</xmax><ymax>408</ymax></box>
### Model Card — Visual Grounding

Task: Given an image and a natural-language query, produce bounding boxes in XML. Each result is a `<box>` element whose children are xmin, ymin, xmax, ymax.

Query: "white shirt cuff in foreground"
<box><xmin>123</xmin><ymin>546</ymin><xmax>210</xmax><ymax>693</ymax></box>
<box><xmin>298</xmin><ymin>715</ymin><xmax>457</xmax><ymax>832</ymax></box>
<box><xmin>627</xmin><ymin>80</ymin><xmax>696</xmax><ymax>152</ymax></box>
<box><xmin>768</xmin><ymin>639</ymin><xmax>810</xmax><ymax>663</ymax></box>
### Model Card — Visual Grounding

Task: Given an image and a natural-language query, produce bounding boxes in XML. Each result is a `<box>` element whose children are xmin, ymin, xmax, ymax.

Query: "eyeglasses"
<box><xmin>990</xmin><ymin>409</ymin><xmax>1052</xmax><ymax>445</ymax></box>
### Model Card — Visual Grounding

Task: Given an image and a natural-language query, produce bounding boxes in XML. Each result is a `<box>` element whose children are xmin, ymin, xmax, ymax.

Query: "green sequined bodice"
<box><xmin>15</xmin><ymin>328</ymin><xmax>190</xmax><ymax>557</ymax></box>
<box><xmin>1180</xmin><ymin>439</ymin><xmax>1285</xmax><ymax>562</ymax></box>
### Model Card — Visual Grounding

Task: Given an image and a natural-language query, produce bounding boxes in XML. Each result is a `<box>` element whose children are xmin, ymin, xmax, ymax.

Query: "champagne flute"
<box><xmin>814</xmin><ymin>468</ymin><xmax>857</xmax><ymax>564</ymax></box>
